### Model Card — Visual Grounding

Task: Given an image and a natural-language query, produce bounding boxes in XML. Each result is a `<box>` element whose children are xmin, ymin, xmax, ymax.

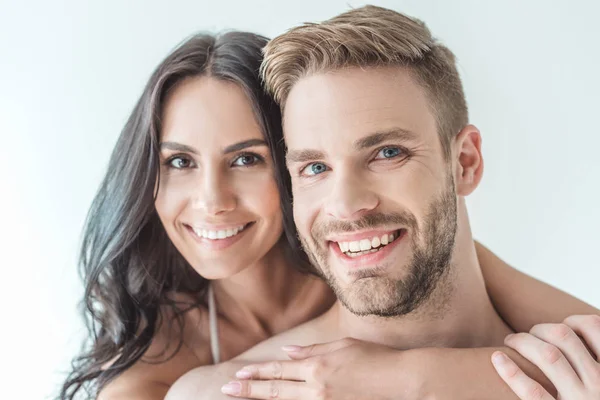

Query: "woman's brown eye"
<box><xmin>170</xmin><ymin>157</ymin><xmax>191</xmax><ymax>169</ymax></box>
<box><xmin>233</xmin><ymin>154</ymin><xmax>260</xmax><ymax>166</ymax></box>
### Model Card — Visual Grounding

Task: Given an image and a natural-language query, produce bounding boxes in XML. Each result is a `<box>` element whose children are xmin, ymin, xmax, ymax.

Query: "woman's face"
<box><xmin>155</xmin><ymin>76</ymin><xmax>283</xmax><ymax>279</ymax></box>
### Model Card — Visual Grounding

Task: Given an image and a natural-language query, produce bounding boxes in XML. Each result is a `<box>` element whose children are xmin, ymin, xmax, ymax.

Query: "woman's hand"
<box><xmin>220</xmin><ymin>337</ymin><xmax>418</xmax><ymax>399</ymax></box>
<box><xmin>491</xmin><ymin>314</ymin><xmax>600</xmax><ymax>399</ymax></box>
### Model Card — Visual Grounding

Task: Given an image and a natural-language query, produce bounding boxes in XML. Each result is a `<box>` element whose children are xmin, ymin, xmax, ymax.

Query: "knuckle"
<box><xmin>507</xmin><ymin>332</ymin><xmax>529</xmax><ymax>347</ymax></box>
<box><xmin>239</xmin><ymin>381</ymin><xmax>252</xmax><ymax>398</ymax></box>
<box><xmin>549</xmin><ymin>323</ymin><xmax>573</xmax><ymax>341</ymax></box>
<box><xmin>314</xmin><ymin>387</ymin><xmax>331</xmax><ymax>400</ymax></box>
<box><xmin>526</xmin><ymin>383</ymin><xmax>545</xmax><ymax>400</ymax></box>
<box><xmin>269</xmin><ymin>380</ymin><xmax>280</xmax><ymax>399</ymax></box>
<box><xmin>529</xmin><ymin>323</ymin><xmax>549</xmax><ymax>334</ymax></box>
<box><xmin>585</xmin><ymin>314</ymin><xmax>600</xmax><ymax>328</ymax></box>
<box><xmin>303</xmin><ymin>345</ymin><xmax>315</xmax><ymax>357</ymax></box>
<box><xmin>504</xmin><ymin>362</ymin><xmax>521</xmax><ymax>380</ymax></box>
<box><xmin>310</xmin><ymin>357</ymin><xmax>328</xmax><ymax>380</ymax></box>
<box><xmin>542</xmin><ymin>343</ymin><xmax>563</xmax><ymax>365</ymax></box>
<box><xmin>342</xmin><ymin>337</ymin><xmax>356</xmax><ymax>346</ymax></box>
<box><xmin>270</xmin><ymin>361</ymin><xmax>283</xmax><ymax>379</ymax></box>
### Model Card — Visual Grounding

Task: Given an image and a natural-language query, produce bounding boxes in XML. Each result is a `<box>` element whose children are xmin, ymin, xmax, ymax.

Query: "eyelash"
<box><xmin>373</xmin><ymin>145</ymin><xmax>410</xmax><ymax>160</ymax></box>
<box><xmin>164</xmin><ymin>154</ymin><xmax>194</xmax><ymax>169</ymax></box>
<box><xmin>297</xmin><ymin>145</ymin><xmax>411</xmax><ymax>178</ymax></box>
<box><xmin>163</xmin><ymin>152</ymin><xmax>265</xmax><ymax>170</ymax></box>
<box><xmin>231</xmin><ymin>152</ymin><xmax>265</xmax><ymax>167</ymax></box>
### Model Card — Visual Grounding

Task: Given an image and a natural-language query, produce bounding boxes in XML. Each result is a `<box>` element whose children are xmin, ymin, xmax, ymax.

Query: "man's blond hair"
<box><xmin>261</xmin><ymin>5</ymin><xmax>468</xmax><ymax>158</ymax></box>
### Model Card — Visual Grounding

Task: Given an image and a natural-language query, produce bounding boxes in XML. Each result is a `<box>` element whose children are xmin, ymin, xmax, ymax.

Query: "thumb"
<box><xmin>282</xmin><ymin>338</ymin><xmax>357</xmax><ymax>360</ymax></box>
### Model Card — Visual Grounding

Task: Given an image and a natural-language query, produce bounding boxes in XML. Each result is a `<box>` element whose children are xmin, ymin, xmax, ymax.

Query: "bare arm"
<box><xmin>410</xmin><ymin>243</ymin><xmax>598</xmax><ymax>399</ymax></box>
<box><xmin>166</xmin><ymin>361</ymin><xmax>248</xmax><ymax>400</ymax></box>
<box><xmin>407</xmin><ymin>346</ymin><xmax>558</xmax><ymax>400</ymax></box>
<box><xmin>476</xmin><ymin>241</ymin><xmax>599</xmax><ymax>332</ymax></box>
<box><xmin>216</xmin><ymin>339</ymin><xmax>559</xmax><ymax>400</ymax></box>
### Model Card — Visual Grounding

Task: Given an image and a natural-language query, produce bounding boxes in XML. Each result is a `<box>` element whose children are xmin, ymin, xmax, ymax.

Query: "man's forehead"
<box><xmin>281</xmin><ymin>67</ymin><xmax>436</xmax><ymax>151</ymax></box>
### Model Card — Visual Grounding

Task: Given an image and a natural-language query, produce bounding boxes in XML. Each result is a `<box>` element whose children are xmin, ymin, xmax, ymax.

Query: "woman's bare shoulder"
<box><xmin>99</xmin><ymin>292</ymin><xmax>213</xmax><ymax>399</ymax></box>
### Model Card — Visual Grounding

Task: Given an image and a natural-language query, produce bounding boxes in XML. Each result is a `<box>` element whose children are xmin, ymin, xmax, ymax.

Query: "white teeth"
<box><xmin>359</xmin><ymin>239</ymin><xmax>371</xmax><ymax>251</ymax></box>
<box><xmin>192</xmin><ymin>224</ymin><xmax>247</xmax><ymax>240</ymax></box>
<box><xmin>338</xmin><ymin>231</ymin><xmax>401</xmax><ymax>256</ymax></box>
<box><xmin>381</xmin><ymin>234</ymin><xmax>389</xmax><ymax>245</ymax></box>
<box><xmin>371</xmin><ymin>236</ymin><xmax>381</xmax><ymax>248</ymax></box>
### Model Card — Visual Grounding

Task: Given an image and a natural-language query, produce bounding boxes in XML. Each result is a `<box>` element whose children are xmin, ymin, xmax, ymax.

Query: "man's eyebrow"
<box><xmin>159</xmin><ymin>141</ymin><xmax>198</xmax><ymax>154</ymax></box>
<box><xmin>285</xmin><ymin>129</ymin><xmax>417</xmax><ymax>164</ymax></box>
<box><xmin>223</xmin><ymin>139</ymin><xmax>267</xmax><ymax>154</ymax></box>
<box><xmin>285</xmin><ymin>128</ymin><xmax>417</xmax><ymax>163</ymax></box>
<box><xmin>286</xmin><ymin>149</ymin><xmax>326</xmax><ymax>164</ymax></box>
<box><xmin>353</xmin><ymin>128</ymin><xmax>418</xmax><ymax>150</ymax></box>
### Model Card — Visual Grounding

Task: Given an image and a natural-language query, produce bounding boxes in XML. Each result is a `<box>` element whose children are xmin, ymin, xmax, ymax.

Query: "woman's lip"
<box><xmin>185</xmin><ymin>222</ymin><xmax>253</xmax><ymax>231</ymax></box>
<box><xmin>185</xmin><ymin>222</ymin><xmax>254</xmax><ymax>250</ymax></box>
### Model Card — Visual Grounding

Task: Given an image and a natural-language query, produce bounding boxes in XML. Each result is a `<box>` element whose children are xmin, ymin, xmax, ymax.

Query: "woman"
<box><xmin>60</xmin><ymin>31</ymin><xmax>598</xmax><ymax>400</ymax></box>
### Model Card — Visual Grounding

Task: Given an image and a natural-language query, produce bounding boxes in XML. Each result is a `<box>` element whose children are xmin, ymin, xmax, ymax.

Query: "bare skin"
<box><xmin>100</xmin><ymin>75</ymin><xmax>598</xmax><ymax>400</ymax></box>
<box><xmin>165</xmin><ymin>67</ymin><xmax>599</xmax><ymax>400</ymax></box>
<box><xmin>99</xmin><ymin>243</ymin><xmax>598</xmax><ymax>399</ymax></box>
<box><xmin>98</xmin><ymin>76</ymin><xmax>333</xmax><ymax>400</ymax></box>
<box><xmin>492</xmin><ymin>315</ymin><xmax>600</xmax><ymax>400</ymax></box>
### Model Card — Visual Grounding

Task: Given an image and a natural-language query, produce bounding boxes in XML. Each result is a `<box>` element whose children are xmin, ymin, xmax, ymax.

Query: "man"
<box><xmin>166</xmin><ymin>6</ymin><xmax>597</xmax><ymax>399</ymax></box>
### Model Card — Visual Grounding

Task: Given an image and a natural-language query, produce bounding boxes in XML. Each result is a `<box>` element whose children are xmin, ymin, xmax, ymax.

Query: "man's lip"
<box><xmin>328</xmin><ymin>229</ymin><xmax>407</xmax><ymax>266</ymax></box>
<box><xmin>325</xmin><ymin>228</ymin><xmax>403</xmax><ymax>243</ymax></box>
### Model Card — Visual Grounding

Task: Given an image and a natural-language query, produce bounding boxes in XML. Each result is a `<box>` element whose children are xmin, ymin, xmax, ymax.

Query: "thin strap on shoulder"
<box><xmin>208</xmin><ymin>284</ymin><xmax>221</xmax><ymax>364</ymax></box>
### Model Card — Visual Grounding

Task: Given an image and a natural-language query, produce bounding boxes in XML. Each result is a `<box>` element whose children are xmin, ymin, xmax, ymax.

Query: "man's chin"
<box><xmin>335</xmin><ymin>277</ymin><xmax>406</xmax><ymax>317</ymax></box>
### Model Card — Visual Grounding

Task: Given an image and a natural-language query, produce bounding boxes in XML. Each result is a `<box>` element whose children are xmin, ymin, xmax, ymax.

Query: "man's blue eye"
<box><xmin>302</xmin><ymin>162</ymin><xmax>328</xmax><ymax>176</ymax></box>
<box><xmin>377</xmin><ymin>147</ymin><xmax>402</xmax><ymax>159</ymax></box>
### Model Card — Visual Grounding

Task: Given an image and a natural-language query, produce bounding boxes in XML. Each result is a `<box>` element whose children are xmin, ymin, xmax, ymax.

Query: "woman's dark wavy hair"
<box><xmin>59</xmin><ymin>31</ymin><xmax>307</xmax><ymax>399</ymax></box>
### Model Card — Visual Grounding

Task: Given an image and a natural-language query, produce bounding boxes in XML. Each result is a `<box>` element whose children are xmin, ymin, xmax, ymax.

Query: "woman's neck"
<box><xmin>211</xmin><ymin>240</ymin><xmax>314</xmax><ymax>337</ymax></box>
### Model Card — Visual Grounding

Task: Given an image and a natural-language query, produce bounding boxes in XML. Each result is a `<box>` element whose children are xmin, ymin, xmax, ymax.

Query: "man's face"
<box><xmin>284</xmin><ymin>66</ymin><xmax>458</xmax><ymax>317</ymax></box>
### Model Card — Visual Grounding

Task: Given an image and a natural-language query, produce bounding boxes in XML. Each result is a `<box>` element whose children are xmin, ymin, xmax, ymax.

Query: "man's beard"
<box><xmin>300</xmin><ymin>177</ymin><xmax>458</xmax><ymax>317</ymax></box>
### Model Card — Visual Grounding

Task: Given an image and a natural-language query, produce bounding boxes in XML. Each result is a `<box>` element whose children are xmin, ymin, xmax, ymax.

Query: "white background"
<box><xmin>1</xmin><ymin>0</ymin><xmax>598</xmax><ymax>398</ymax></box>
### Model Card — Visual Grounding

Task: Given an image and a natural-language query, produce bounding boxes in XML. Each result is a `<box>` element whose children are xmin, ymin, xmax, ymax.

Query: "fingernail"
<box><xmin>236</xmin><ymin>368</ymin><xmax>253</xmax><ymax>379</ymax></box>
<box><xmin>282</xmin><ymin>345</ymin><xmax>302</xmax><ymax>352</ymax></box>
<box><xmin>505</xmin><ymin>333</ymin><xmax>514</xmax><ymax>342</ymax></box>
<box><xmin>221</xmin><ymin>381</ymin><xmax>241</xmax><ymax>395</ymax></box>
<box><xmin>492</xmin><ymin>351</ymin><xmax>508</xmax><ymax>366</ymax></box>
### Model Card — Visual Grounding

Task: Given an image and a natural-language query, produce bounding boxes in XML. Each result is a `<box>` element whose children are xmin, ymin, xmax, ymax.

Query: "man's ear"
<box><xmin>454</xmin><ymin>124</ymin><xmax>483</xmax><ymax>196</ymax></box>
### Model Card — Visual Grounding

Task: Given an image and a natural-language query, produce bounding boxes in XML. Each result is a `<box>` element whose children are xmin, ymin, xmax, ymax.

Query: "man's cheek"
<box><xmin>293</xmin><ymin>191</ymin><xmax>317</xmax><ymax>228</ymax></box>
